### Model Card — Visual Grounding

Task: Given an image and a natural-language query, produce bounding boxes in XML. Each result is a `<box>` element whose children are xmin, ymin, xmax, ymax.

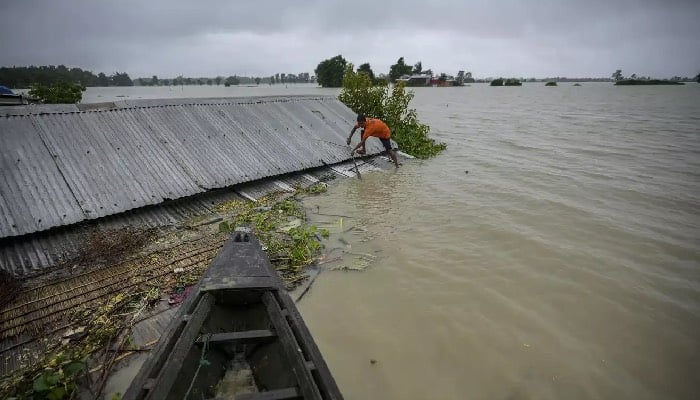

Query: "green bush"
<box><xmin>338</xmin><ymin>65</ymin><xmax>446</xmax><ymax>159</ymax></box>
<box><xmin>504</xmin><ymin>78</ymin><xmax>522</xmax><ymax>86</ymax></box>
<box><xmin>28</xmin><ymin>82</ymin><xmax>85</xmax><ymax>103</ymax></box>
<box><xmin>490</xmin><ymin>78</ymin><xmax>504</xmax><ymax>86</ymax></box>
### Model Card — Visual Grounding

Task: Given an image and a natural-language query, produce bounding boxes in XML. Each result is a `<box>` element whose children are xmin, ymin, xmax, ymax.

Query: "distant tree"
<box><xmin>0</xmin><ymin>65</ymin><xmax>104</xmax><ymax>88</ymax></box>
<box><xmin>161</xmin><ymin>79</ymin><xmax>169</xmax><ymax>86</ymax></box>
<box><xmin>424</xmin><ymin>69</ymin><xmax>433</xmax><ymax>76</ymax></box>
<box><xmin>29</xmin><ymin>82</ymin><xmax>85</xmax><ymax>103</ymax></box>
<box><xmin>269</xmin><ymin>75</ymin><xmax>275</xmax><ymax>85</ymax></box>
<box><xmin>151</xmin><ymin>75</ymin><xmax>159</xmax><ymax>86</ymax></box>
<box><xmin>215</xmin><ymin>76</ymin><xmax>222</xmax><ymax>85</ymax></box>
<box><xmin>696</xmin><ymin>73</ymin><xmax>700</xmax><ymax>83</ymax></box>
<box><xmin>206</xmin><ymin>79</ymin><xmax>213</xmax><ymax>85</ymax></box>
<box><xmin>612</xmin><ymin>69</ymin><xmax>623</xmax><ymax>81</ymax></box>
<box><xmin>111</xmin><ymin>72</ymin><xmax>133</xmax><ymax>86</ymax></box>
<box><xmin>464</xmin><ymin>71</ymin><xmax>474</xmax><ymax>83</ymax></box>
<box><xmin>97</xmin><ymin>72</ymin><xmax>110</xmax><ymax>86</ymax></box>
<box><xmin>504</xmin><ymin>78</ymin><xmax>522</xmax><ymax>86</ymax></box>
<box><xmin>255</xmin><ymin>77</ymin><xmax>261</xmax><ymax>85</ymax></box>
<box><xmin>184</xmin><ymin>77</ymin><xmax>193</xmax><ymax>85</ymax></box>
<box><xmin>456</xmin><ymin>71</ymin><xmax>465</xmax><ymax>85</ymax></box>
<box><xmin>357</xmin><ymin>63</ymin><xmax>375</xmax><ymax>82</ymax></box>
<box><xmin>389</xmin><ymin>57</ymin><xmax>413</xmax><ymax>83</ymax></box>
<box><xmin>412</xmin><ymin>61</ymin><xmax>422</xmax><ymax>74</ymax></box>
<box><xmin>630</xmin><ymin>73</ymin><xmax>637</xmax><ymax>80</ymax></box>
<box><xmin>225</xmin><ymin>76</ymin><xmax>240</xmax><ymax>86</ymax></box>
<box><xmin>314</xmin><ymin>55</ymin><xmax>347</xmax><ymax>87</ymax></box>
<box><xmin>275</xmin><ymin>73</ymin><xmax>280</xmax><ymax>84</ymax></box>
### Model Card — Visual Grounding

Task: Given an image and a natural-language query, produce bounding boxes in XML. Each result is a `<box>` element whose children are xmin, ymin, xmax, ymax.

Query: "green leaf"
<box><xmin>33</xmin><ymin>374</ymin><xmax>50</xmax><ymax>392</ymax></box>
<box><xmin>64</xmin><ymin>361</ymin><xmax>85</xmax><ymax>377</ymax></box>
<box><xmin>218</xmin><ymin>221</ymin><xmax>230</xmax><ymax>233</ymax></box>
<box><xmin>46</xmin><ymin>372</ymin><xmax>61</xmax><ymax>386</ymax></box>
<box><xmin>48</xmin><ymin>386</ymin><xmax>66</xmax><ymax>400</ymax></box>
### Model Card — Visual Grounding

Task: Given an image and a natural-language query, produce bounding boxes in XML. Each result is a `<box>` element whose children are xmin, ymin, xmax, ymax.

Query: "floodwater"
<box><xmin>87</xmin><ymin>83</ymin><xmax>700</xmax><ymax>399</ymax></box>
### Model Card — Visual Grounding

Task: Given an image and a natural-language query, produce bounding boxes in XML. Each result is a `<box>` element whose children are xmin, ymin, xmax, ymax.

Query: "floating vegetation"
<box><xmin>216</xmin><ymin>191</ymin><xmax>330</xmax><ymax>289</ymax></box>
<box><xmin>545</xmin><ymin>81</ymin><xmax>557</xmax><ymax>86</ymax></box>
<box><xmin>331</xmin><ymin>251</ymin><xmax>377</xmax><ymax>271</ymax></box>
<box><xmin>295</xmin><ymin>182</ymin><xmax>328</xmax><ymax>195</ymax></box>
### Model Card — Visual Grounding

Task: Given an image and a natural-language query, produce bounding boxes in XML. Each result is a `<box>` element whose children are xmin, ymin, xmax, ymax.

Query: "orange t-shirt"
<box><xmin>355</xmin><ymin>118</ymin><xmax>391</xmax><ymax>140</ymax></box>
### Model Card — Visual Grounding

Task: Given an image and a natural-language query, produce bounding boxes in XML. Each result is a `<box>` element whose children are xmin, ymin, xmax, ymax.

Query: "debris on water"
<box><xmin>465</xmin><ymin>170</ymin><xmax>469</xmax><ymax>174</ymax></box>
<box><xmin>168</xmin><ymin>286</ymin><xmax>195</xmax><ymax>306</ymax></box>
<box><xmin>278</xmin><ymin>218</ymin><xmax>302</xmax><ymax>232</ymax></box>
<box><xmin>370</xmin><ymin>359</ymin><xmax>377</xmax><ymax>365</ymax></box>
<box><xmin>61</xmin><ymin>326</ymin><xmax>88</xmax><ymax>344</ymax></box>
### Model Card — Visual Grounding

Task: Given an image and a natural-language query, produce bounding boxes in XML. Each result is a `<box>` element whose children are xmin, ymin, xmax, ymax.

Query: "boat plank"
<box><xmin>208</xmin><ymin>387</ymin><xmax>301</xmax><ymax>400</ymax></box>
<box><xmin>148</xmin><ymin>292</ymin><xmax>214</xmax><ymax>400</ymax></box>
<box><xmin>262</xmin><ymin>291</ymin><xmax>322</xmax><ymax>400</ymax></box>
<box><xmin>201</xmin><ymin>329</ymin><xmax>276</xmax><ymax>344</ymax></box>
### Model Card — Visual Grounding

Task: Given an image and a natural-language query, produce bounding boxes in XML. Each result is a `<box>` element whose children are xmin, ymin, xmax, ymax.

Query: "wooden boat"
<box><xmin>123</xmin><ymin>231</ymin><xmax>343</xmax><ymax>400</ymax></box>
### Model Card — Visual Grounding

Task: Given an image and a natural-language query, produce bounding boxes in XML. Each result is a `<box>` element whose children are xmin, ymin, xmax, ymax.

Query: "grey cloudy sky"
<box><xmin>1</xmin><ymin>0</ymin><xmax>699</xmax><ymax>78</ymax></box>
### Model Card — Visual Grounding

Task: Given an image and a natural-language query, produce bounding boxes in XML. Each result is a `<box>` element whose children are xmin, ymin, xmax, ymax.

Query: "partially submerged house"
<box><xmin>0</xmin><ymin>96</ymin><xmax>407</xmax><ymax>393</ymax></box>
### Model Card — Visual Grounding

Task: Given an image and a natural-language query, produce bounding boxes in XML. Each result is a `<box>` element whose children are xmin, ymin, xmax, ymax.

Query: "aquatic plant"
<box><xmin>545</xmin><ymin>81</ymin><xmax>557</xmax><ymax>86</ymax></box>
<box><xmin>217</xmin><ymin>190</ymin><xmax>330</xmax><ymax>286</ymax></box>
<box><xmin>339</xmin><ymin>65</ymin><xmax>446</xmax><ymax>159</ymax></box>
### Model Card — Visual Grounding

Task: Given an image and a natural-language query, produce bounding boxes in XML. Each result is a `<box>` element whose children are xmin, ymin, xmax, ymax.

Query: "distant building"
<box><xmin>396</xmin><ymin>74</ymin><xmax>432</xmax><ymax>86</ymax></box>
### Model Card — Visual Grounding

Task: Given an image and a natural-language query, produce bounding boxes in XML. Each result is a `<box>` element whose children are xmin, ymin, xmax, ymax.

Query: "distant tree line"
<box><xmin>135</xmin><ymin>73</ymin><xmax>313</xmax><ymax>86</ymax></box>
<box><xmin>314</xmin><ymin>55</ymin><xmax>471</xmax><ymax>87</ymax></box>
<box><xmin>0</xmin><ymin>65</ymin><xmax>133</xmax><ymax>88</ymax></box>
<box><xmin>612</xmin><ymin>69</ymin><xmax>695</xmax><ymax>82</ymax></box>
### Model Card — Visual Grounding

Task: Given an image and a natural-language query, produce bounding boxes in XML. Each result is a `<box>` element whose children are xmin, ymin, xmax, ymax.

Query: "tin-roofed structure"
<box><xmin>0</xmin><ymin>95</ymin><xmax>391</xmax><ymax>276</ymax></box>
<box><xmin>0</xmin><ymin>96</ymin><xmax>385</xmax><ymax>238</ymax></box>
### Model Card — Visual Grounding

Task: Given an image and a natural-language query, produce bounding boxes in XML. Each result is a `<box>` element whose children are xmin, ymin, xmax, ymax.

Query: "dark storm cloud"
<box><xmin>1</xmin><ymin>0</ymin><xmax>698</xmax><ymax>78</ymax></box>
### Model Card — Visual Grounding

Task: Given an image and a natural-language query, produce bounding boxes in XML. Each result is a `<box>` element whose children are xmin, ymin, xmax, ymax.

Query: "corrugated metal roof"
<box><xmin>0</xmin><ymin>96</ymin><xmax>384</xmax><ymax>239</ymax></box>
<box><xmin>0</xmin><ymin>187</ymin><xmax>245</xmax><ymax>277</ymax></box>
<box><xmin>0</xmin><ymin>115</ymin><xmax>86</xmax><ymax>236</ymax></box>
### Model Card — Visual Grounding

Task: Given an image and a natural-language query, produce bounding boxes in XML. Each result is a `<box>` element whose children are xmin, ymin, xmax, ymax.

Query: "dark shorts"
<box><xmin>379</xmin><ymin>138</ymin><xmax>392</xmax><ymax>152</ymax></box>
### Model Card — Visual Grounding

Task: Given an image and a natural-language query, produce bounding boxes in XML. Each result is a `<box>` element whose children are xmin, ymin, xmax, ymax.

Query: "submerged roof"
<box><xmin>0</xmin><ymin>96</ymin><xmax>382</xmax><ymax>239</ymax></box>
